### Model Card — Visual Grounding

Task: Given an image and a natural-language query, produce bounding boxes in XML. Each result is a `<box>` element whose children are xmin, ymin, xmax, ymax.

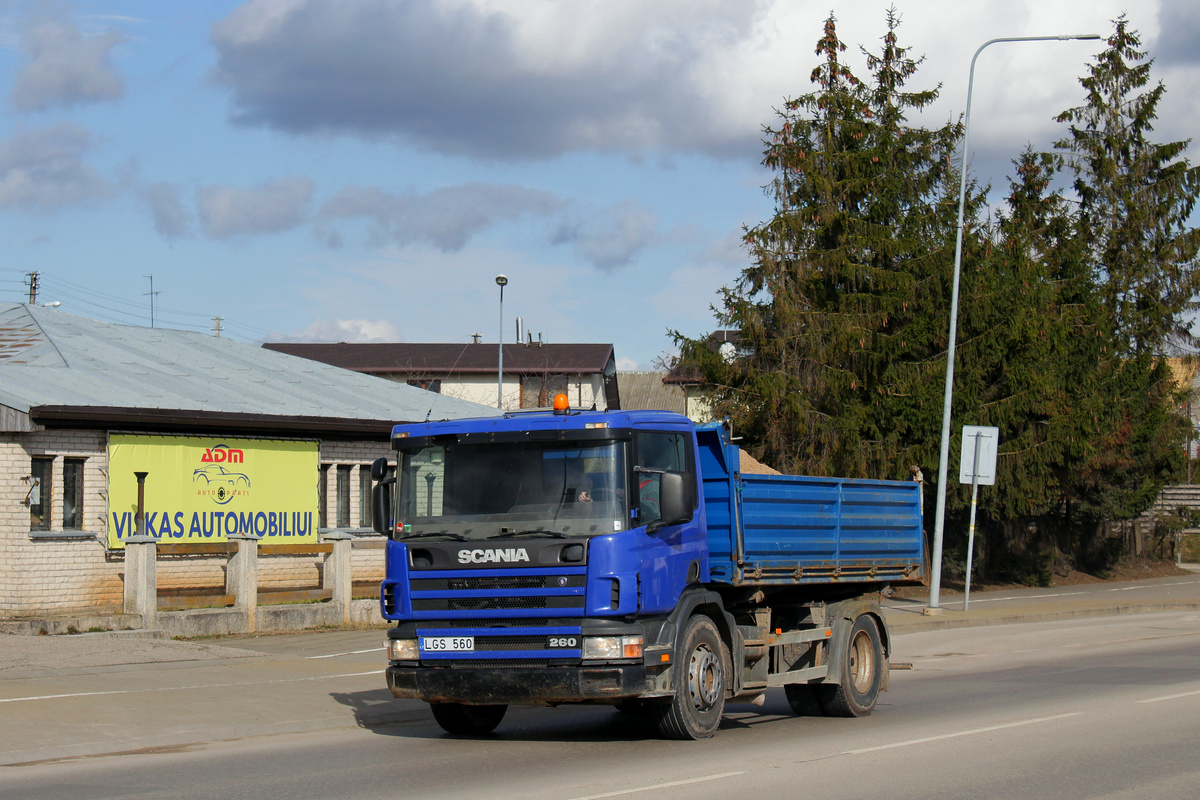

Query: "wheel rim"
<box><xmin>688</xmin><ymin>642</ymin><xmax>721</xmax><ymax>710</ymax></box>
<box><xmin>848</xmin><ymin>629</ymin><xmax>876</xmax><ymax>693</ymax></box>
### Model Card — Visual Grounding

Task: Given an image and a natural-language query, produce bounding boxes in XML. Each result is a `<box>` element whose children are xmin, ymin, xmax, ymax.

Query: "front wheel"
<box><xmin>429</xmin><ymin>702</ymin><xmax>507</xmax><ymax>735</ymax></box>
<box><xmin>652</xmin><ymin>614</ymin><xmax>726</xmax><ymax>739</ymax></box>
<box><xmin>819</xmin><ymin>614</ymin><xmax>883</xmax><ymax>717</ymax></box>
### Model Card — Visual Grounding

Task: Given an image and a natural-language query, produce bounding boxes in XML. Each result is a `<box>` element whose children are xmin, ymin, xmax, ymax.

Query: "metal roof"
<box><xmin>0</xmin><ymin>303</ymin><xmax>497</xmax><ymax>430</ymax></box>
<box><xmin>617</xmin><ymin>371</ymin><xmax>686</xmax><ymax>414</ymax></box>
<box><xmin>262</xmin><ymin>341</ymin><xmax>617</xmax><ymax>375</ymax></box>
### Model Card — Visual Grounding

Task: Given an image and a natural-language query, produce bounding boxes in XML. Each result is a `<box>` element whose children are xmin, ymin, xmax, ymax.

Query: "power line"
<box><xmin>12</xmin><ymin>271</ymin><xmax>303</xmax><ymax>344</ymax></box>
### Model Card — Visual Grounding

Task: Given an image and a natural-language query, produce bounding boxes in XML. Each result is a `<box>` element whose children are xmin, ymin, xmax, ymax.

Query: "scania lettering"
<box><xmin>457</xmin><ymin>548</ymin><xmax>531</xmax><ymax>564</ymax></box>
<box><xmin>371</xmin><ymin>398</ymin><xmax>924</xmax><ymax>739</ymax></box>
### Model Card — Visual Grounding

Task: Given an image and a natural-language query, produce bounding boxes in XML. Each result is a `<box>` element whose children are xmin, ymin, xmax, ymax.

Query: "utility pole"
<box><xmin>211</xmin><ymin>316</ymin><xmax>223</xmax><ymax>337</ymax></box>
<box><xmin>144</xmin><ymin>275</ymin><xmax>160</xmax><ymax>328</ymax></box>
<box><xmin>25</xmin><ymin>271</ymin><xmax>40</xmax><ymax>304</ymax></box>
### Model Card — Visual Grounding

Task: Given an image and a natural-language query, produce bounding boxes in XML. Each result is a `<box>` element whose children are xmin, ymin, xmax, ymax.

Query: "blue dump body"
<box><xmin>695</xmin><ymin>422</ymin><xmax>925</xmax><ymax>586</ymax></box>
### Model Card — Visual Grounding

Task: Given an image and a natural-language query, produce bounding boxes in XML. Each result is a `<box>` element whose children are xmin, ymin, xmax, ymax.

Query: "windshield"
<box><xmin>396</xmin><ymin>439</ymin><xmax>628</xmax><ymax>541</ymax></box>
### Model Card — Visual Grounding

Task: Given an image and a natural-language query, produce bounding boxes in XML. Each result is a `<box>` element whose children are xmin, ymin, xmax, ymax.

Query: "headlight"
<box><xmin>386</xmin><ymin>638</ymin><xmax>419</xmax><ymax>661</ymax></box>
<box><xmin>582</xmin><ymin>635</ymin><xmax>644</xmax><ymax>660</ymax></box>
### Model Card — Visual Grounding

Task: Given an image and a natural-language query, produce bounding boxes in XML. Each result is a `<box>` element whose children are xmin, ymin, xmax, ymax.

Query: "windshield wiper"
<box><xmin>488</xmin><ymin>529</ymin><xmax>567</xmax><ymax>539</ymax></box>
<box><xmin>402</xmin><ymin>531</ymin><xmax>468</xmax><ymax>541</ymax></box>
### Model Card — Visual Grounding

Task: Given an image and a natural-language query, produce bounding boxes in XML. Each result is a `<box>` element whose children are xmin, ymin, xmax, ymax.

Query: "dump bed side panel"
<box><xmin>697</xmin><ymin>428</ymin><xmax>924</xmax><ymax>586</ymax></box>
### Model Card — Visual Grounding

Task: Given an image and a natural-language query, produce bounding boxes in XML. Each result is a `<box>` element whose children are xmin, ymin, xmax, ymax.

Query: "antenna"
<box><xmin>144</xmin><ymin>275</ymin><xmax>160</xmax><ymax>328</ymax></box>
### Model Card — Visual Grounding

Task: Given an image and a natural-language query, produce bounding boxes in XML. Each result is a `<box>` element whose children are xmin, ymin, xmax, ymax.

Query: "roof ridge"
<box><xmin>0</xmin><ymin>303</ymin><xmax>67</xmax><ymax>367</ymax></box>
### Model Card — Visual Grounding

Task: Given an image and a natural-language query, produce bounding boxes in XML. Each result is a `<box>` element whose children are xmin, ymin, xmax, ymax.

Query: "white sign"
<box><xmin>959</xmin><ymin>426</ymin><xmax>999</xmax><ymax>485</ymax></box>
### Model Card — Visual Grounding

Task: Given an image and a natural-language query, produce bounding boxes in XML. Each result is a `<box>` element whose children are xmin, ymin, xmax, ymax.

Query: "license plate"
<box><xmin>421</xmin><ymin>636</ymin><xmax>474</xmax><ymax>652</ymax></box>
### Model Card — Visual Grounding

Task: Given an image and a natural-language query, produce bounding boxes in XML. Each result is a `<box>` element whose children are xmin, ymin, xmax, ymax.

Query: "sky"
<box><xmin>0</xmin><ymin>1</ymin><xmax>1197</xmax><ymax>371</ymax></box>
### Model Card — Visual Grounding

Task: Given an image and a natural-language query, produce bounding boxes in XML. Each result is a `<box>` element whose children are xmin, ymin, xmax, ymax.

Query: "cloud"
<box><xmin>318</xmin><ymin>181</ymin><xmax>660</xmax><ymax>269</ymax></box>
<box><xmin>209</xmin><ymin>0</ymin><xmax>769</xmax><ymax>160</ymax></box>
<box><xmin>142</xmin><ymin>182</ymin><xmax>192</xmax><ymax>239</ymax></box>
<box><xmin>196</xmin><ymin>177</ymin><xmax>314</xmax><ymax>238</ymax></box>
<box><xmin>552</xmin><ymin>200</ymin><xmax>659</xmax><ymax>271</ymax></box>
<box><xmin>10</xmin><ymin>1</ymin><xmax>128</xmax><ymax>112</ymax></box>
<box><xmin>317</xmin><ymin>182</ymin><xmax>563</xmax><ymax>250</ymax></box>
<box><xmin>279</xmin><ymin>317</ymin><xmax>402</xmax><ymax>342</ymax></box>
<box><xmin>0</xmin><ymin>123</ymin><xmax>112</xmax><ymax>211</ymax></box>
<box><xmin>1157</xmin><ymin>1</ymin><xmax>1200</xmax><ymax>66</ymax></box>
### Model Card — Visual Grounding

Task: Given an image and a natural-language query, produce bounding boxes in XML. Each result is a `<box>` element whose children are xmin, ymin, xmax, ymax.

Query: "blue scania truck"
<box><xmin>370</xmin><ymin>398</ymin><xmax>924</xmax><ymax>739</ymax></box>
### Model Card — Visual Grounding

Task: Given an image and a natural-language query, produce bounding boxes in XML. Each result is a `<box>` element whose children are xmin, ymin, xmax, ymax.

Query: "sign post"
<box><xmin>959</xmin><ymin>425</ymin><xmax>998</xmax><ymax>610</ymax></box>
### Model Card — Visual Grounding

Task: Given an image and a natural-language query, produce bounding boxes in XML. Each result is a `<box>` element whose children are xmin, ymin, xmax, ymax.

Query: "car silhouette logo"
<box><xmin>193</xmin><ymin>464</ymin><xmax>251</xmax><ymax>505</ymax></box>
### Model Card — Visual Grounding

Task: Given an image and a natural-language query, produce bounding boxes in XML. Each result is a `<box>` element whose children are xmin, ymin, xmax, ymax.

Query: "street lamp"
<box><xmin>927</xmin><ymin>33</ymin><xmax>1101</xmax><ymax>614</ymax></box>
<box><xmin>496</xmin><ymin>274</ymin><xmax>508</xmax><ymax>409</ymax></box>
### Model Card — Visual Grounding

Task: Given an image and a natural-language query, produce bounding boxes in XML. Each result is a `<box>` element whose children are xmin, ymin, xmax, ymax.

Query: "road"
<box><xmin>2</xmin><ymin>612</ymin><xmax>1198</xmax><ymax>799</ymax></box>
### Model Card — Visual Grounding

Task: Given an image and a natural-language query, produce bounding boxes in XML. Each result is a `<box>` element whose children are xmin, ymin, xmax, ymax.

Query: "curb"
<box><xmin>886</xmin><ymin>601</ymin><xmax>1200</xmax><ymax>634</ymax></box>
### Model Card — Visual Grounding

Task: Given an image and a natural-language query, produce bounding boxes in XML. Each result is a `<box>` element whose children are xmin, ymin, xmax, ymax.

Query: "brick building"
<box><xmin>0</xmin><ymin>303</ymin><xmax>494</xmax><ymax>619</ymax></box>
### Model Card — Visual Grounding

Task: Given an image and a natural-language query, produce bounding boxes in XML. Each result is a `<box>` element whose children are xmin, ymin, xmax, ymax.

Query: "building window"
<box><xmin>30</xmin><ymin>457</ymin><xmax>53</xmax><ymax>531</ymax></box>
<box><xmin>336</xmin><ymin>464</ymin><xmax>352</xmax><ymax>528</ymax></box>
<box><xmin>359</xmin><ymin>466</ymin><xmax>373</xmax><ymax>527</ymax></box>
<box><xmin>318</xmin><ymin>464</ymin><xmax>330</xmax><ymax>528</ymax></box>
<box><xmin>407</xmin><ymin>379</ymin><xmax>441</xmax><ymax>393</ymax></box>
<box><xmin>63</xmin><ymin>458</ymin><xmax>85</xmax><ymax>530</ymax></box>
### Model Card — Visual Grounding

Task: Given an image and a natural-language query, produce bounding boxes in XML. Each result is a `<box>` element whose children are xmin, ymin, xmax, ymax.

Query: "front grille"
<box><xmin>413</xmin><ymin>595</ymin><xmax>584</xmax><ymax>612</ymax></box>
<box><xmin>411</xmin><ymin>575</ymin><xmax>586</xmax><ymax>591</ymax></box>
<box><xmin>408</xmin><ymin>568</ymin><xmax>586</xmax><ymax>616</ymax></box>
<box><xmin>416</xmin><ymin>618</ymin><xmax>572</xmax><ymax>628</ymax></box>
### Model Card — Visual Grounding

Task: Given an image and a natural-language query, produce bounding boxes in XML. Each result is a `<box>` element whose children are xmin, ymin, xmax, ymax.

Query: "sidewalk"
<box><xmin>883</xmin><ymin>569</ymin><xmax>1200</xmax><ymax>634</ymax></box>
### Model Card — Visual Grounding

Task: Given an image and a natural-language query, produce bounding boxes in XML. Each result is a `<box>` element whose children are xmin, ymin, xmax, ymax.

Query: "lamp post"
<box><xmin>496</xmin><ymin>274</ymin><xmax>508</xmax><ymax>409</ymax></box>
<box><xmin>927</xmin><ymin>33</ymin><xmax>1101</xmax><ymax>614</ymax></box>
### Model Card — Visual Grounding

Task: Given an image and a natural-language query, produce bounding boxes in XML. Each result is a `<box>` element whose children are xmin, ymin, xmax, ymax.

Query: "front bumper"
<box><xmin>387</xmin><ymin>662</ymin><xmax>668</xmax><ymax>705</ymax></box>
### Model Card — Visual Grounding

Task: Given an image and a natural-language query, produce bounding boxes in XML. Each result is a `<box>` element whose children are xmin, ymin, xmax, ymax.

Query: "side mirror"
<box><xmin>370</xmin><ymin>457</ymin><xmax>390</xmax><ymax>482</ymax></box>
<box><xmin>371</xmin><ymin>481</ymin><xmax>393</xmax><ymax>535</ymax></box>
<box><xmin>657</xmin><ymin>471</ymin><xmax>695</xmax><ymax>528</ymax></box>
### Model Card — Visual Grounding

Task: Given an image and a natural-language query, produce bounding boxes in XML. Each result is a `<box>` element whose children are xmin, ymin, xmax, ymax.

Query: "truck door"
<box><xmin>633</xmin><ymin>430</ymin><xmax>703</xmax><ymax>614</ymax></box>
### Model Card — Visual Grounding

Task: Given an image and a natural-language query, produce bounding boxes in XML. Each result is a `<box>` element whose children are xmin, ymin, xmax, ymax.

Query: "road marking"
<box><xmin>844</xmin><ymin>712</ymin><xmax>1085</xmax><ymax>755</ymax></box>
<box><xmin>306</xmin><ymin>648</ymin><xmax>385</xmax><ymax>659</ymax></box>
<box><xmin>563</xmin><ymin>772</ymin><xmax>745</xmax><ymax>800</ymax></box>
<box><xmin>1106</xmin><ymin>579</ymin><xmax>1199</xmax><ymax>592</ymax></box>
<box><xmin>1137</xmin><ymin>688</ymin><xmax>1200</xmax><ymax>704</ymax></box>
<box><xmin>966</xmin><ymin>591</ymin><xmax>1087</xmax><ymax>603</ymax></box>
<box><xmin>0</xmin><ymin>670</ymin><xmax>381</xmax><ymax>704</ymax></box>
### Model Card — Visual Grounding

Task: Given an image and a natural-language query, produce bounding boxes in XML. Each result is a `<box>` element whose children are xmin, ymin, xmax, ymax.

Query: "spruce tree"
<box><xmin>1055</xmin><ymin>16</ymin><xmax>1200</xmax><ymax>355</ymax></box>
<box><xmin>675</xmin><ymin>10</ymin><xmax>963</xmax><ymax>479</ymax></box>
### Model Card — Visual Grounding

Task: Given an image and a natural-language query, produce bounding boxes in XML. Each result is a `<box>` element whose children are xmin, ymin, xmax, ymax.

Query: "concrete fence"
<box><xmin>121</xmin><ymin>532</ymin><xmax>385</xmax><ymax>638</ymax></box>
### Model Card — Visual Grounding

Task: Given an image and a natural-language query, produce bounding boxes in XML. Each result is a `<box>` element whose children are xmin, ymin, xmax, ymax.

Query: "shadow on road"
<box><xmin>328</xmin><ymin>687</ymin><xmax>814</xmax><ymax>742</ymax></box>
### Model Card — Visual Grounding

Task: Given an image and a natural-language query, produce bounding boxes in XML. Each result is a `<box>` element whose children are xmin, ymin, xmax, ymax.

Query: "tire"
<box><xmin>784</xmin><ymin>682</ymin><xmax>828</xmax><ymax>716</ymax></box>
<box><xmin>652</xmin><ymin>615</ymin><xmax>726</xmax><ymax>739</ymax></box>
<box><xmin>819</xmin><ymin>614</ymin><xmax>883</xmax><ymax>717</ymax></box>
<box><xmin>429</xmin><ymin>702</ymin><xmax>508</xmax><ymax>735</ymax></box>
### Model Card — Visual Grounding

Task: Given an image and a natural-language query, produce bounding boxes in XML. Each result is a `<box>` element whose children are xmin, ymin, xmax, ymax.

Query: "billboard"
<box><xmin>107</xmin><ymin>434</ymin><xmax>319</xmax><ymax>549</ymax></box>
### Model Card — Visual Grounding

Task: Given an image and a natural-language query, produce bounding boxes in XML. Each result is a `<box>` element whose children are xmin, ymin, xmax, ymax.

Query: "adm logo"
<box><xmin>193</xmin><ymin>444</ymin><xmax>250</xmax><ymax>505</ymax></box>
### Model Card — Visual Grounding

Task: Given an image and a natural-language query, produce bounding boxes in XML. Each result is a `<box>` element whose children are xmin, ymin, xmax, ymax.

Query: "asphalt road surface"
<box><xmin>2</xmin><ymin>613</ymin><xmax>1199</xmax><ymax>799</ymax></box>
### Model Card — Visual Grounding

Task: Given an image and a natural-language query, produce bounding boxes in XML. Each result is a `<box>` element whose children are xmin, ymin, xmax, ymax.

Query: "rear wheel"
<box><xmin>819</xmin><ymin>614</ymin><xmax>883</xmax><ymax>717</ymax></box>
<box><xmin>429</xmin><ymin>702</ymin><xmax>507</xmax><ymax>735</ymax></box>
<box><xmin>652</xmin><ymin>615</ymin><xmax>726</xmax><ymax>739</ymax></box>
